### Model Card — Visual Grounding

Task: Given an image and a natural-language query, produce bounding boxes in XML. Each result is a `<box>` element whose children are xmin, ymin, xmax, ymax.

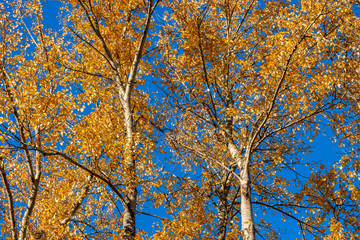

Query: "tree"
<box><xmin>1</xmin><ymin>0</ymin><xmax>360</xmax><ymax>239</ymax></box>
<box><xmin>0</xmin><ymin>1</ymin><xmax>67</xmax><ymax>238</ymax></box>
<box><xmin>154</xmin><ymin>0</ymin><xmax>360</xmax><ymax>239</ymax></box>
<box><xmin>53</xmin><ymin>0</ymin><xmax>160</xmax><ymax>238</ymax></box>
<box><xmin>41</xmin><ymin>0</ymin><xmax>161</xmax><ymax>238</ymax></box>
<box><xmin>1</xmin><ymin>0</ymin><xmax>160</xmax><ymax>239</ymax></box>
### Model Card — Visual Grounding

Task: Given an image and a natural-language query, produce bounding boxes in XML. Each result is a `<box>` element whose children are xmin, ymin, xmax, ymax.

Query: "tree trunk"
<box><xmin>228</xmin><ymin>143</ymin><xmax>255</xmax><ymax>240</ymax></box>
<box><xmin>122</xmin><ymin>98</ymin><xmax>137</xmax><ymax>240</ymax></box>
<box><xmin>116</xmin><ymin>2</ymin><xmax>154</xmax><ymax>238</ymax></box>
<box><xmin>19</xmin><ymin>127</ymin><xmax>42</xmax><ymax>240</ymax></box>
<box><xmin>217</xmin><ymin>174</ymin><xmax>230</xmax><ymax>240</ymax></box>
<box><xmin>239</xmin><ymin>165</ymin><xmax>254</xmax><ymax>239</ymax></box>
<box><xmin>123</xmin><ymin>187</ymin><xmax>137</xmax><ymax>239</ymax></box>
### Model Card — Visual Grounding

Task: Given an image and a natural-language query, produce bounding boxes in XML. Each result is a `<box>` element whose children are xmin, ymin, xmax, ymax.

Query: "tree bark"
<box><xmin>228</xmin><ymin>143</ymin><xmax>255</xmax><ymax>240</ymax></box>
<box><xmin>19</xmin><ymin>127</ymin><xmax>42</xmax><ymax>240</ymax></box>
<box><xmin>75</xmin><ymin>0</ymin><xmax>156</xmax><ymax>238</ymax></box>
<box><xmin>217</xmin><ymin>172</ymin><xmax>231</xmax><ymax>240</ymax></box>
<box><xmin>122</xmin><ymin>97</ymin><xmax>137</xmax><ymax>239</ymax></box>
<box><xmin>0</xmin><ymin>158</ymin><xmax>18</xmax><ymax>240</ymax></box>
<box><xmin>123</xmin><ymin>187</ymin><xmax>137</xmax><ymax>239</ymax></box>
<box><xmin>118</xmin><ymin>2</ymin><xmax>155</xmax><ymax>238</ymax></box>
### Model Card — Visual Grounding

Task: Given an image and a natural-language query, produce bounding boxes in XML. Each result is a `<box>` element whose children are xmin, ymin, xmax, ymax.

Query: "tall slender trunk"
<box><xmin>223</xmin><ymin>99</ymin><xmax>255</xmax><ymax>239</ymax></box>
<box><xmin>122</xmin><ymin>98</ymin><xmax>137</xmax><ymax>239</ymax></box>
<box><xmin>19</xmin><ymin>127</ymin><xmax>42</xmax><ymax>240</ymax></box>
<box><xmin>239</xmin><ymin>155</ymin><xmax>254</xmax><ymax>240</ymax></box>
<box><xmin>115</xmin><ymin>2</ymin><xmax>154</xmax><ymax>238</ymax></box>
<box><xmin>217</xmin><ymin>172</ymin><xmax>231</xmax><ymax>240</ymax></box>
<box><xmin>228</xmin><ymin>143</ymin><xmax>255</xmax><ymax>240</ymax></box>
<box><xmin>123</xmin><ymin>186</ymin><xmax>137</xmax><ymax>239</ymax></box>
<box><xmin>217</xmin><ymin>93</ymin><xmax>236</xmax><ymax>239</ymax></box>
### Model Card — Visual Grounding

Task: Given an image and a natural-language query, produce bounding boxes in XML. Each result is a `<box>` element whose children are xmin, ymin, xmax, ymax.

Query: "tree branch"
<box><xmin>0</xmin><ymin>158</ymin><xmax>18</xmax><ymax>240</ymax></box>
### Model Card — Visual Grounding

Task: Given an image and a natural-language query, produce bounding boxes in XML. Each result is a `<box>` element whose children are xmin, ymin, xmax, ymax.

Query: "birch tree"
<box><xmin>0</xmin><ymin>1</ymin><xmax>77</xmax><ymax>238</ymax></box>
<box><xmin>1</xmin><ymin>0</ymin><xmax>360</xmax><ymax>239</ymax></box>
<box><xmin>154</xmin><ymin>0</ymin><xmax>360</xmax><ymax>239</ymax></box>
<box><xmin>1</xmin><ymin>0</ymin><xmax>160</xmax><ymax>239</ymax></box>
<box><xmin>44</xmin><ymin>0</ymin><xmax>161</xmax><ymax>238</ymax></box>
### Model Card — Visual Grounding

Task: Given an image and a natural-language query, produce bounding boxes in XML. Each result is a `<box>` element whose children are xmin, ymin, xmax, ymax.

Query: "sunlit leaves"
<box><xmin>155</xmin><ymin>0</ymin><xmax>360</xmax><ymax>239</ymax></box>
<box><xmin>1</xmin><ymin>0</ymin><xmax>360</xmax><ymax>239</ymax></box>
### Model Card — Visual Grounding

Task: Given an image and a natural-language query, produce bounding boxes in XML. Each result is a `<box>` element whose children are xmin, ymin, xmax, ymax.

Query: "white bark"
<box><xmin>121</xmin><ymin>97</ymin><xmax>137</xmax><ymax>239</ymax></box>
<box><xmin>228</xmin><ymin>142</ymin><xmax>255</xmax><ymax>240</ymax></box>
<box><xmin>118</xmin><ymin>1</ymin><xmax>155</xmax><ymax>238</ymax></box>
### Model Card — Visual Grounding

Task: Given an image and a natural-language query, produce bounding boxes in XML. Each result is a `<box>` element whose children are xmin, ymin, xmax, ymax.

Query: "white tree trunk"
<box><xmin>228</xmin><ymin>142</ymin><xmax>255</xmax><ymax>240</ymax></box>
<box><xmin>122</xmin><ymin>98</ymin><xmax>137</xmax><ymax>239</ymax></box>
